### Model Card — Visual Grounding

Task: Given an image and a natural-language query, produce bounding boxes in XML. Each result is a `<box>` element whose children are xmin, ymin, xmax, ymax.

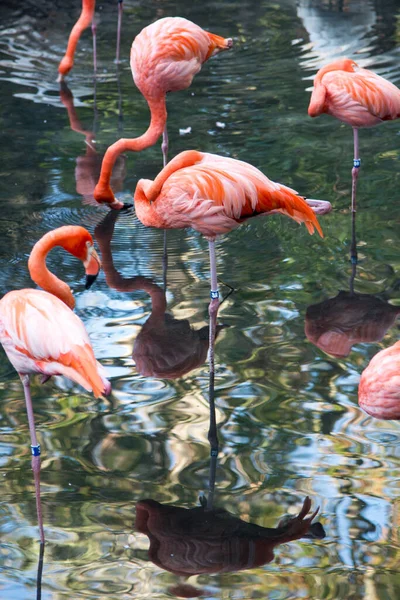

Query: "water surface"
<box><xmin>0</xmin><ymin>0</ymin><xmax>400</xmax><ymax>598</ymax></box>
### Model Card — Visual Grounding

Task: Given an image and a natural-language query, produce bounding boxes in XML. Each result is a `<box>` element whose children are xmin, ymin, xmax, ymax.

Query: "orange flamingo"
<box><xmin>358</xmin><ymin>341</ymin><xmax>400</xmax><ymax>420</ymax></box>
<box><xmin>58</xmin><ymin>0</ymin><xmax>123</xmax><ymax>81</ymax></box>
<box><xmin>308</xmin><ymin>58</ymin><xmax>400</xmax><ymax>221</ymax></box>
<box><xmin>132</xmin><ymin>150</ymin><xmax>326</xmax><ymax>314</ymax></box>
<box><xmin>0</xmin><ymin>226</ymin><xmax>111</xmax><ymax>543</ymax></box>
<box><xmin>94</xmin><ymin>17</ymin><xmax>233</xmax><ymax>209</ymax></box>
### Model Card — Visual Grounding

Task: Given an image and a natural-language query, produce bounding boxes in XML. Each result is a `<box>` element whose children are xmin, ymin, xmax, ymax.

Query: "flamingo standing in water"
<box><xmin>0</xmin><ymin>226</ymin><xmax>111</xmax><ymax>543</ymax></box>
<box><xmin>131</xmin><ymin>150</ymin><xmax>327</xmax><ymax>312</ymax></box>
<box><xmin>358</xmin><ymin>341</ymin><xmax>400</xmax><ymax>420</ymax></box>
<box><xmin>308</xmin><ymin>58</ymin><xmax>400</xmax><ymax>218</ymax></box>
<box><xmin>94</xmin><ymin>17</ymin><xmax>233</xmax><ymax>208</ymax></box>
<box><xmin>58</xmin><ymin>0</ymin><xmax>123</xmax><ymax>81</ymax></box>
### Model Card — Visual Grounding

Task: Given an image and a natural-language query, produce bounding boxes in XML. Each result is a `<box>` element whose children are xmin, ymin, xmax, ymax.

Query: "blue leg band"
<box><xmin>353</xmin><ymin>159</ymin><xmax>361</xmax><ymax>168</ymax></box>
<box><xmin>210</xmin><ymin>290</ymin><xmax>219</xmax><ymax>299</ymax></box>
<box><xmin>31</xmin><ymin>445</ymin><xmax>41</xmax><ymax>457</ymax></box>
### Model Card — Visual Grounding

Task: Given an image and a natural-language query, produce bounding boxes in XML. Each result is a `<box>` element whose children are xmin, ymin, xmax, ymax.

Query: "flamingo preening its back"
<box><xmin>94</xmin><ymin>17</ymin><xmax>233</xmax><ymax>209</ymax></box>
<box><xmin>0</xmin><ymin>226</ymin><xmax>110</xmax><ymax>544</ymax></box>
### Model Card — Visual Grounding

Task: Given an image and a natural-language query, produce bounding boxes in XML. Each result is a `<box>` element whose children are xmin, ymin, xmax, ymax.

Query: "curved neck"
<box><xmin>58</xmin><ymin>0</ymin><xmax>95</xmax><ymax>76</ymax></box>
<box><xmin>28</xmin><ymin>232</ymin><xmax>76</xmax><ymax>309</ymax></box>
<box><xmin>94</xmin><ymin>95</ymin><xmax>167</xmax><ymax>206</ymax></box>
<box><xmin>139</xmin><ymin>150</ymin><xmax>204</xmax><ymax>203</ymax></box>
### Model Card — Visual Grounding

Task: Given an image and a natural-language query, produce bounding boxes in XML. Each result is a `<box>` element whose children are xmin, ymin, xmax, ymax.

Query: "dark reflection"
<box><xmin>36</xmin><ymin>542</ymin><xmax>44</xmax><ymax>600</ymax></box>
<box><xmin>136</xmin><ymin>495</ymin><xmax>324</xmax><ymax>595</ymax></box>
<box><xmin>305</xmin><ymin>222</ymin><xmax>399</xmax><ymax>357</ymax></box>
<box><xmin>359</xmin><ymin>340</ymin><xmax>400</xmax><ymax>420</ymax></box>
<box><xmin>95</xmin><ymin>210</ymin><xmax>226</xmax><ymax>379</ymax></box>
<box><xmin>59</xmin><ymin>81</ymin><xmax>126</xmax><ymax>206</ymax></box>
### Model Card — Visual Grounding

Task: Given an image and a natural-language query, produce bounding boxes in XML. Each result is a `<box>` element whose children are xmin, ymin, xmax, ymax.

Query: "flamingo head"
<box><xmin>58</xmin><ymin>56</ymin><xmax>74</xmax><ymax>80</ymax></box>
<box><xmin>56</xmin><ymin>226</ymin><xmax>101</xmax><ymax>288</ymax></box>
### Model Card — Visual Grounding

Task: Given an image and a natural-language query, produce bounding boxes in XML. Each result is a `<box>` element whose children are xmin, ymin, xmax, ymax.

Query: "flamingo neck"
<box><xmin>58</xmin><ymin>0</ymin><xmax>96</xmax><ymax>78</ymax></box>
<box><xmin>28</xmin><ymin>233</ymin><xmax>76</xmax><ymax>309</ymax></box>
<box><xmin>94</xmin><ymin>95</ymin><xmax>167</xmax><ymax>207</ymax></box>
<box><xmin>138</xmin><ymin>150</ymin><xmax>204</xmax><ymax>203</ymax></box>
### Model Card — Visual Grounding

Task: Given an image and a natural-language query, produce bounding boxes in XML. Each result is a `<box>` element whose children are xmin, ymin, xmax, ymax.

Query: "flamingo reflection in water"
<box><xmin>305</xmin><ymin>220</ymin><xmax>399</xmax><ymax>358</ymax></box>
<box><xmin>59</xmin><ymin>82</ymin><xmax>126</xmax><ymax>206</ymax></box>
<box><xmin>0</xmin><ymin>227</ymin><xmax>110</xmax><ymax>545</ymax></box>
<box><xmin>58</xmin><ymin>0</ymin><xmax>123</xmax><ymax>81</ymax></box>
<box><xmin>136</xmin><ymin>492</ymin><xmax>324</xmax><ymax>597</ymax></box>
<box><xmin>94</xmin><ymin>210</ymin><xmax>227</xmax><ymax>380</ymax></box>
<box><xmin>358</xmin><ymin>340</ymin><xmax>400</xmax><ymax>420</ymax></box>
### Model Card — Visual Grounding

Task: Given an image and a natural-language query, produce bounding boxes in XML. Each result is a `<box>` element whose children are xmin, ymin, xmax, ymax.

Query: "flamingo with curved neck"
<box><xmin>57</xmin><ymin>0</ymin><xmax>123</xmax><ymax>81</ymax></box>
<box><xmin>94</xmin><ymin>17</ymin><xmax>233</xmax><ymax>209</ymax></box>
<box><xmin>0</xmin><ymin>225</ymin><xmax>110</xmax><ymax>545</ymax></box>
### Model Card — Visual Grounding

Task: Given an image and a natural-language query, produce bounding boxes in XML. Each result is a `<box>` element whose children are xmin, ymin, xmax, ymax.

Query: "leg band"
<box><xmin>353</xmin><ymin>159</ymin><xmax>361</xmax><ymax>168</ymax></box>
<box><xmin>210</xmin><ymin>290</ymin><xmax>219</xmax><ymax>299</ymax></box>
<box><xmin>31</xmin><ymin>444</ymin><xmax>41</xmax><ymax>457</ymax></box>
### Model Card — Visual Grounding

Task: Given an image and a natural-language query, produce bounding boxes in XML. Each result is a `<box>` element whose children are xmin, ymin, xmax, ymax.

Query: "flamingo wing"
<box><xmin>358</xmin><ymin>341</ymin><xmax>400</xmax><ymax>419</ymax></box>
<box><xmin>158</xmin><ymin>153</ymin><xmax>323</xmax><ymax>237</ymax></box>
<box><xmin>321</xmin><ymin>69</ymin><xmax>400</xmax><ymax>125</ymax></box>
<box><xmin>0</xmin><ymin>289</ymin><xmax>108</xmax><ymax>398</ymax></box>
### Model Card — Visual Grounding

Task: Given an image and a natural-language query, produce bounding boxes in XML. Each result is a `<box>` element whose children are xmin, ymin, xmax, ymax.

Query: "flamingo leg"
<box><xmin>351</xmin><ymin>127</ymin><xmax>360</xmax><ymax>214</ymax></box>
<box><xmin>161</xmin><ymin>125</ymin><xmax>169</xmax><ymax>168</ymax></box>
<box><xmin>36</xmin><ymin>541</ymin><xmax>45</xmax><ymax>600</ymax></box>
<box><xmin>207</xmin><ymin>304</ymin><xmax>219</xmax><ymax>510</ymax></box>
<box><xmin>91</xmin><ymin>19</ymin><xmax>97</xmax><ymax>78</ymax></box>
<box><xmin>208</xmin><ymin>239</ymin><xmax>220</xmax><ymax>317</ymax></box>
<box><xmin>116</xmin><ymin>0</ymin><xmax>123</xmax><ymax>64</ymax></box>
<box><xmin>20</xmin><ymin>374</ymin><xmax>45</xmax><ymax>544</ymax></box>
<box><xmin>161</xmin><ymin>125</ymin><xmax>169</xmax><ymax>291</ymax></box>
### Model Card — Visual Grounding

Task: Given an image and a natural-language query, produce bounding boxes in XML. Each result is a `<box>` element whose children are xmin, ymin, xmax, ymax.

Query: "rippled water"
<box><xmin>0</xmin><ymin>0</ymin><xmax>400</xmax><ymax>598</ymax></box>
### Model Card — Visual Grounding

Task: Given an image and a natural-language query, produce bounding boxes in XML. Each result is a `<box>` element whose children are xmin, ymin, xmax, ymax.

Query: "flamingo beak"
<box><xmin>84</xmin><ymin>247</ymin><xmax>101</xmax><ymax>289</ymax></box>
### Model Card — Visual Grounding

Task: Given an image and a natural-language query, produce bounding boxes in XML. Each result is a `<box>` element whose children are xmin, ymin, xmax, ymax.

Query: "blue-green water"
<box><xmin>0</xmin><ymin>0</ymin><xmax>400</xmax><ymax>598</ymax></box>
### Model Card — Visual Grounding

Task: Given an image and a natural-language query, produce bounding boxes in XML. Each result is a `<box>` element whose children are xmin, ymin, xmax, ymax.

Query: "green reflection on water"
<box><xmin>0</xmin><ymin>0</ymin><xmax>400</xmax><ymax>598</ymax></box>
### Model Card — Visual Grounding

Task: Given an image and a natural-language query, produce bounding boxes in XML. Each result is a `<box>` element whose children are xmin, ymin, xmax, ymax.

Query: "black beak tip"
<box><xmin>85</xmin><ymin>274</ymin><xmax>98</xmax><ymax>290</ymax></box>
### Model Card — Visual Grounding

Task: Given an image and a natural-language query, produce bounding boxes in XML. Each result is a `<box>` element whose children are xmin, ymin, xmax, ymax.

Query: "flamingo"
<box><xmin>57</xmin><ymin>0</ymin><xmax>123</xmax><ymax>81</ymax></box>
<box><xmin>131</xmin><ymin>151</ymin><xmax>327</xmax><ymax>312</ymax></box>
<box><xmin>358</xmin><ymin>341</ymin><xmax>400</xmax><ymax>420</ymax></box>
<box><xmin>93</xmin><ymin>17</ymin><xmax>233</xmax><ymax>209</ymax></box>
<box><xmin>0</xmin><ymin>226</ymin><xmax>111</xmax><ymax>543</ymax></box>
<box><xmin>308</xmin><ymin>58</ymin><xmax>400</xmax><ymax>221</ymax></box>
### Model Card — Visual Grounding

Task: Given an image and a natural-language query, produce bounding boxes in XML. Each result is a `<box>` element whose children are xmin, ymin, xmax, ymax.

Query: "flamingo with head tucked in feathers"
<box><xmin>0</xmin><ymin>226</ymin><xmax>111</xmax><ymax>544</ymax></box>
<box><xmin>308</xmin><ymin>58</ymin><xmax>400</xmax><ymax>220</ymax></box>
<box><xmin>94</xmin><ymin>17</ymin><xmax>233</xmax><ymax>208</ymax></box>
<box><xmin>131</xmin><ymin>150</ymin><xmax>328</xmax><ymax>317</ymax></box>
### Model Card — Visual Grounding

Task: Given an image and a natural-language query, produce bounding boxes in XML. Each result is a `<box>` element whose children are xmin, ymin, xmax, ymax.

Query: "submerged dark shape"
<box><xmin>59</xmin><ymin>81</ymin><xmax>126</xmax><ymax>206</ymax></box>
<box><xmin>136</xmin><ymin>496</ymin><xmax>325</xmax><ymax>581</ymax></box>
<box><xmin>95</xmin><ymin>210</ymin><xmax>226</xmax><ymax>378</ymax></box>
<box><xmin>305</xmin><ymin>290</ymin><xmax>400</xmax><ymax>357</ymax></box>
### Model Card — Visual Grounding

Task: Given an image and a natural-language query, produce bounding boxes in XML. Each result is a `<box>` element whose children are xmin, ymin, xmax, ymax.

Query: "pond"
<box><xmin>0</xmin><ymin>0</ymin><xmax>400</xmax><ymax>598</ymax></box>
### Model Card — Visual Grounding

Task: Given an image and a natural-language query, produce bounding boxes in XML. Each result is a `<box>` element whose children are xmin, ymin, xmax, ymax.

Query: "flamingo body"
<box><xmin>358</xmin><ymin>341</ymin><xmax>400</xmax><ymax>420</ymax></box>
<box><xmin>308</xmin><ymin>58</ymin><xmax>400</xmax><ymax>128</ymax></box>
<box><xmin>134</xmin><ymin>151</ymin><xmax>323</xmax><ymax>238</ymax></box>
<box><xmin>0</xmin><ymin>289</ymin><xmax>109</xmax><ymax>398</ymax></box>
<box><xmin>131</xmin><ymin>17</ymin><xmax>231</xmax><ymax>98</ymax></box>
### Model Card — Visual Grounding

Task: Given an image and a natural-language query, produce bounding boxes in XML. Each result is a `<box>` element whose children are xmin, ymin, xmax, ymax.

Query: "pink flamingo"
<box><xmin>308</xmin><ymin>58</ymin><xmax>400</xmax><ymax>219</ymax></box>
<box><xmin>94</xmin><ymin>17</ymin><xmax>233</xmax><ymax>209</ymax></box>
<box><xmin>57</xmin><ymin>0</ymin><xmax>123</xmax><ymax>81</ymax></box>
<box><xmin>0</xmin><ymin>226</ymin><xmax>111</xmax><ymax>543</ymax></box>
<box><xmin>358</xmin><ymin>341</ymin><xmax>400</xmax><ymax>420</ymax></box>
<box><xmin>131</xmin><ymin>148</ymin><xmax>328</xmax><ymax>345</ymax></box>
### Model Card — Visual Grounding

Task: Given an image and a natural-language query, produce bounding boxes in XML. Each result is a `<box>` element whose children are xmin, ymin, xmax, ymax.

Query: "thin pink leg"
<box><xmin>162</xmin><ymin>125</ymin><xmax>169</xmax><ymax>290</ymax></box>
<box><xmin>116</xmin><ymin>0</ymin><xmax>123</xmax><ymax>64</ymax></box>
<box><xmin>91</xmin><ymin>19</ymin><xmax>97</xmax><ymax>78</ymax></box>
<box><xmin>351</xmin><ymin>127</ymin><xmax>360</xmax><ymax>213</ymax></box>
<box><xmin>20</xmin><ymin>374</ymin><xmax>45</xmax><ymax>544</ymax></box>
<box><xmin>208</xmin><ymin>239</ymin><xmax>220</xmax><ymax>318</ymax></box>
<box><xmin>161</xmin><ymin>125</ymin><xmax>169</xmax><ymax>168</ymax></box>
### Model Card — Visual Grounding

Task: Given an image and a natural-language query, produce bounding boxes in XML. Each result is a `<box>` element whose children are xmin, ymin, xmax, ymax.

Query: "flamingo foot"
<box><xmin>306</xmin><ymin>199</ymin><xmax>332</xmax><ymax>215</ymax></box>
